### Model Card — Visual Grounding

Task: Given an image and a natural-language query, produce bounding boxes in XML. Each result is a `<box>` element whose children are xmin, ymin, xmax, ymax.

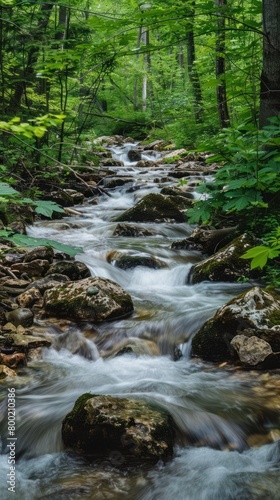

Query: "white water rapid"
<box><xmin>0</xmin><ymin>142</ymin><xmax>279</xmax><ymax>500</ymax></box>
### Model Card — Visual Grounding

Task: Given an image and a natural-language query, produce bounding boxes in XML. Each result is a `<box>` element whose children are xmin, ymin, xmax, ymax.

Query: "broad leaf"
<box><xmin>10</xmin><ymin>234</ymin><xmax>83</xmax><ymax>257</ymax></box>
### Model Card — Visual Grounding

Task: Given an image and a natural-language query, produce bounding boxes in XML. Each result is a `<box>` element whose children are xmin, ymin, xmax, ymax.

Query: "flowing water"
<box><xmin>0</xmin><ymin>143</ymin><xmax>279</xmax><ymax>499</ymax></box>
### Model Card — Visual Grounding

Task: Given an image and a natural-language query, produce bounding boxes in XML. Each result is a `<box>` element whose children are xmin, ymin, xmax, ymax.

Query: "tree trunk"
<box><xmin>259</xmin><ymin>0</ymin><xmax>280</xmax><ymax>128</ymax></box>
<box><xmin>215</xmin><ymin>0</ymin><xmax>230</xmax><ymax>128</ymax></box>
<box><xmin>186</xmin><ymin>26</ymin><xmax>203</xmax><ymax>123</ymax></box>
<box><xmin>8</xmin><ymin>1</ymin><xmax>57</xmax><ymax>113</ymax></box>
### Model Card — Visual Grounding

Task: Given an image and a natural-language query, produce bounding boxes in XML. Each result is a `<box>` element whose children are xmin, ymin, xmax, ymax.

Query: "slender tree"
<box><xmin>215</xmin><ymin>0</ymin><xmax>230</xmax><ymax>128</ymax></box>
<box><xmin>259</xmin><ymin>0</ymin><xmax>280</xmax><ymax>128</ymax></box>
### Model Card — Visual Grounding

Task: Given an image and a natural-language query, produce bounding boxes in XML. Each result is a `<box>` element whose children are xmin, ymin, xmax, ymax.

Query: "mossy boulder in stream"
<box><xmin>114</xmin><ymin>193</ymin><xmax>186</xmax><ymax>223</ymax></box>
<box><xmin>192</xmin><ymin>287</ymin><xmax>280</xmax><ymax>365</ymax></box>
<box><xmin>62</xmin><ymin>394</ymin><xmax>175</xmax><ymax>462</ymax></box>
<box><xmin>43</xmin><ymin>277</ymin><xmax>133</xmax><ymax>322</ymax></box>
<box><xmin>191</xmin><ymin>233</ymin><xmax>260</xmax><ymax>283</ymax></box>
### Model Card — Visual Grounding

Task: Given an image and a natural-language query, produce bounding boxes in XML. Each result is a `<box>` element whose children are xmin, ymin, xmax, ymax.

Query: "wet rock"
<box><xmin>2</xmin><ymin>249</ymin><xmax>26</xmax><ymax>265</ymax></box>
<box><xmin>43</xmin><ymin>277</ymin><xmax>134</xmax><ymax>322</ymax></box>
<box><xmin>101</xmin><ymin>158</ymin><xmax>124</xmax><ymax>167</ymax></box>
<box><xmin>127</xmin><ymin>150</ymin><xmax>141</xmax><ymax>162</ymax></box>
<box><xmin>47</xmin><ymin>189</ymin><xmax>84</xmax><ymax>207</ymax></box>
<box><xmin>161</xmin><ymin>149</ymin><xmax>187</xmax><ymax>160</ymax></box>
<box><xmin>114</xmin><ymin>193</ymin><xmax>186</xmax><ymax>223</ymax></box>
<box><xmin>191</xmin><ymin>234</ymin><xmax>260</xmax><ymax>283</ymax></box>
<box><xmin>113</xmin><ymin>223</ymin><xmax>156</xmax><ymax>238</ymax></box>
<box><xmin>192</xmin><ymin>287</ymin><xmax>280</xmax><ymax>363</ymax></box>
<box><xmin>5</xmin><ymin>307</ymin><xmax>34</xmax><ymax>327</ymax></box>
<box><xmin>0</xmin><ymin>364</ymin><xmax>16</xmax><ymax>379</ymax></box>
<box><xmin>172</xmin><ymin>225</ymin><xmax>239</xmax><ymax>255</ymax></box>
<box><xmin>101</xmin><ymin>337</ymin><xmax>160</xmax><ymax>358</ymax></box>
<box><xmin>62</xmin><ymin>394</ymin><xmax>175</xmax><ymax>461</ymax></box>
<box><xmin>11</xmin><ymin>259</ymin><xmax>51</xmax><ymax>279</ymax></box>
<box><xmin>23</xmin><ymin>246</ymin><xmax>54</xmax><ymax>263</ymax></box>
<box><xmin>135</xmin><ymin>160</ymin><xmax>154</xmax><ymax>168</ymax></box>
<box><xmin>230</xmin><ymin>335</ymin><xmax>273</xmax><ymax>366</ymax></box>
<box><xmin>107</xmin><ymin>251</ymin><xmax>167</xmax><ymax>270</ymax></box>
<box><xmin>142</xmin><ymin>140</ymin><xmax>171</xmax><ymax>151</ymax></box>
<box><xmin>16</xmin><ymin>287</ymin><xmax>42</xmax><ymax>308</ymax></box>
<box><xmin>5</xmin><ymin>333</ymin><xmax>51</xmax><ymax>351</ymax></box>
<box><xmin>26</xmin><ymin>274</ymin><xmax>70</xmax><ymax>294</ymax></box>
<box><xmin>102</xmin><ymin>177</ymin><xmax>134</xmax><ymax>189</ymax></box>
<box><xmin>166</xmin><ymin>195</ymin><xmax>193</xmax><ymax>210</ymax></box>
<box><xmin>0</xmin><ymin>352</ymin><xmax>27</xmax><ymax>368</ymax></box>
<box><xmin>2</xmin><ymin>322</ymin><xmax>17</xmax><ymax>333</ymax></box>
<box><xmin>45</xmin><ymin>261</ymin><xmax>91</xmax><ymax>281</ymax></box>
<box><xmin>0</xmin><ymin>278</ymin><xmax>31</xmax><ymax>296</ymax></box>
<box><xmin>160</xmin><ymin>186</ymin><xmax>194</xmax><ymax>200</ymax></box>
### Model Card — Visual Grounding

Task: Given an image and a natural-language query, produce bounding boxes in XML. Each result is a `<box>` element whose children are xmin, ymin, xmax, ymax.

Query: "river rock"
<box><xmin>230</xmin><ymin>335</ymin><xmax>273</xmax><ymax>366</ymax></box>
<box><xmin>4</xmin><ymin>333</ymin><xmax>52</xmax><ymax>351</ymax></box>
<box><xmin>5</xmin><ymin>307</ymin><xmax>34</xmax><ymax>327</ymax></box>
<box><xmin>45</xmin><ymin>261</ymin><xmax>91</xmax><ymax>281</ymax></box>
<box><xmin>43</xmin><ymin>277</ymin><xmax>134</xmax><ymax>322</ymax></box>
<box><xmin>127</xmin><ymin>149</ymin><xmax>141</xmax><ymax>162</ymax></box>
<box><xmin>172</xmin><ymin>225</ymin><xmax>239</xmax><ymax>254</ymax></box>
<box><xmin>102</xmin><ymin>177</ymin><xmax>134</xmax><ymax>189</ymax></box>
<box><xmin>107</xmin><ymin>251</ymin><xmax>167</xmax><ymax>270</ymax></box>
<box><xmin>62</xmin><ymin>394</ymin><xmax>175</xmax><ymax>461</ymax></box>
<box><xmin>47</xmin><ymin>189</ymin><xmax>84</xmax><ymax>207</ymax></box>
<box><xmin>0</xmin><ymin>364</ymin><xmax>16</xmax><ymax>379</ymax></box>
<box><xmin>0</xmin><ymin>278</ymin><xmax>31</xmax><ymax>295</ymax></box>
<box><xmin>114</xmin><ymin>193</ymin><xmax>186</xmax><ymax>223</ymax></box>
<box><xmin>113</xmin><ymin>223</ymin><xmax>156</xmax><ymax>238</ymax></box>
<box><xmin>16</xmin><ymin>287</ymin><xmax>42</xmax><ymax>308</ymax></box>
<box><xmin>10</xmin><ymin>259</ymin><xmax>51</xmax><ymax>279</ymax></box>
<box><xmin>101</xmin><ymin>337</ymin><xmax>160</xmax><ymax>358</ymax></box>
<box><xmin>0</xmin><ymin>352</ymin><xmax>27</xmax><ymax>368</ymax></box>
<box><xmin>190</xmin><ymin>233</ymin><xmax>260</xmax><ymax>283</ymax></box>
<box><xmin>26</xmin><ymin>274</ymin><xmax>70</xmax><ymax>294</ymax></box>
<box><xmin>135</xmin><ymin>160</ymin><xmax>154</xmax><ymax>168</ymax></box>
<box><xmin>191</xmin><ymin>287</ymin><xmax>280</xmax><ymax>363</ymax></box>
<box><xmin>160</xmin><ymin>186</ymin><xmax>194</xmax><ymax>200</ymax></box>
<box><xmin>23</xmin><ymin>246</ymin><xmax>54</xmax><ymax>263</ymax></box>
<box><xmin>142</xmin><ymin>139</ymin><xmax>171</xmax><ymax>151</ymax></box>
<box><xmin>161</xmin><ymin>148</ymin><xmax>187</xmax><ymax>160</ymax></box>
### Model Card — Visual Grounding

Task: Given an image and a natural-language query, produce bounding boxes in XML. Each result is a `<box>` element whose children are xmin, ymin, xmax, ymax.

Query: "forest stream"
<box><xmin>0</xmin><ymin>141</ymin><xmax>280</xmax><ymax>500</ymax></box>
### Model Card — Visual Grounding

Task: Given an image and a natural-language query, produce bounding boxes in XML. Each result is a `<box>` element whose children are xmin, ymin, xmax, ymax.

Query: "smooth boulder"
<box><xmin>62</xmin><ymin>394</ymin><xmax>175</xmax><ymax>462</ymax></box>
<box><xmin>43</xmin><ymin>277</ymin><xmax>134</xmax><ymax>322</ymax></box>
<box><xmin>192</xmin><ymin>287</ymin><xmax>280</xmax><ymax>363</ymax></box>
<box><xmin>114</xmin><ymin>193</ymin><xmax>186</xmax><ymax>223</ymax></box>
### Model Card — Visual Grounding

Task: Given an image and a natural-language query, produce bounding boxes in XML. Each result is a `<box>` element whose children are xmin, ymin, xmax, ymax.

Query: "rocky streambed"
<box><xmin>0</xmin><ymin>136</ymin><xmax>279</xmax><ymax>499</ymax></box>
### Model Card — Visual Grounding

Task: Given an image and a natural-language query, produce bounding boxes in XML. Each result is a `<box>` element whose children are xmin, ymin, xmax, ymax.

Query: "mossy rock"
<box><xmin>192</xmin><ymin>287</ymin><xmax>280</xmax><ymax>362</ymax></box>
<box><xmin>191</xmin><ymin>233</ymin><xmax>261</xmax><ymax>283</ymax></box>
<box><xmin>114</xmin><ymin>193</ymin><xmax>186</xmax><ymax>223</ymax></box>
<box><xmin>43</xmin><ymin>276</ymin><xmax>134</xmax><ymax>322</ymax></box>
<box><xmin>62</xmin><ymin>394</ymin><xmax>175</xmax><ymax>462</ymax></box>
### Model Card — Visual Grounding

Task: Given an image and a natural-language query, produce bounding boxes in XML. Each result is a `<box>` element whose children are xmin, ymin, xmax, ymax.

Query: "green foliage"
<box><xmin>187</xmin><ymin>116</ymin><xmax>280</xmax><ymax>225</ymax></box>
<box><xmin>241</xmin><ymin>227</ymin><xmax>280</xmax><ymax>270</ymax></box>
<box><xmin>0</xmin><ymin>115</ymin><xmax>65</xmax><ymax>139</ymax></box>
<box><xmin>0</xmin><ymin>182</ymin><xmax>64</xmax><ymax>219</ymax></box>
<box><xmin>0</xmin><ymin>229</ymin><xmax>83</xmax><ymax>257</ymax></box>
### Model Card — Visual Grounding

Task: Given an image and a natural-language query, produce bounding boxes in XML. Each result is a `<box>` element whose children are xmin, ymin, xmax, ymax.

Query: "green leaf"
<box><xmin>34</xmin><ymin>200</ymin><xmax>65</xmax><ymax>218</ymax></box>
<box><xmin>0</xmin><ymin>183</ymin><xmax>19</xmax><ymax>196</ymax></box>
<box><xmin>9</xmin><ymin>234</ymin><xmax>83</xmax><ymax>257</ymax></box>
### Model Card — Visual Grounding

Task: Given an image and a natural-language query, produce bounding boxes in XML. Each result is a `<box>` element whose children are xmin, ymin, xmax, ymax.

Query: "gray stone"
<box><xmin>192</xmin><ymin>287</ymin><xmax>280</xmax><ymax>363</ymax></box>
<box><xmin>5</xmin><ymin>308</ymin><xmax>34</xmax><ymax>327</ymax></box>
<box><xmin>231</xmin><ymin>335</ymin><xmax>273</xmax><ymax>365</ymax></box>
<box><xmin>43</xmin><ymin>277</ymin><xmax>134</xmax><ymax>322</ymax></box>
<box><xmin>62</xmin><ymin>394</ymin><xmax>175</xmax><ymax>462</ymax></box>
